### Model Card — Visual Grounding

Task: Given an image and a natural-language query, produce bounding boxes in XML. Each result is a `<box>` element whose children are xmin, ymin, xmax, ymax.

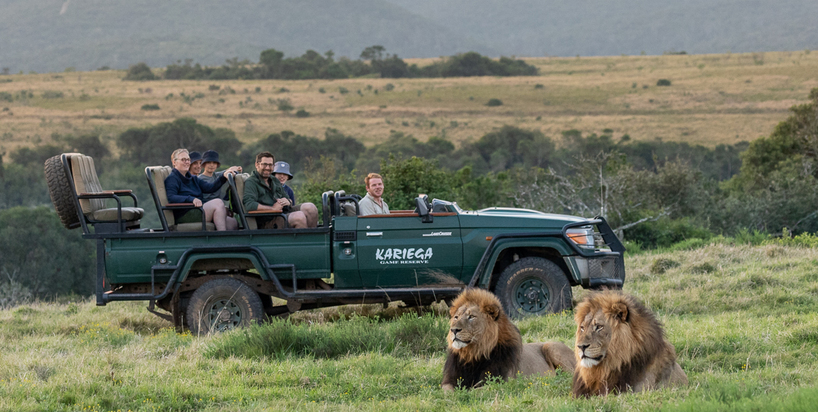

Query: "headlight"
<box><xmin>566</xmin><ymin>227</ymin><xmax>595</xmax><ymax>249</ymax></box>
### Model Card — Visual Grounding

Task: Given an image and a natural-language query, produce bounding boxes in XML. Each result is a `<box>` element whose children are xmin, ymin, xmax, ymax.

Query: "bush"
<box><xmin>208</xmin><ymin>85</ymin><xmax>220</xmax><ymax>91</ymax></box>
<box><xmin>338</xmin><ymin>87</ymin><xmax>349</xmax><ymax>94</ymax></box>
<box><xmin>276</xmin><ymin>99</ymin><xmax>294</xmax><ymax>112</ymax></box>
<box><xmin>295</xmin><ymin>109</ymin><xmax>310</xmax><ymax>118</ymax></box>
<box><xmin>486</xmin><ymin>98</ymin><xmax>503</xmax><ymax>107</ymax></box>
<box><xmin>0</xmin><ymin>92</ymin><xmax>12</xmax><ymax>102</ymax></box>
<box><xmin>657</xmin><ymin>79</ymin><xmax>672</xmax><ymax>86</ymax></box>
<box><xmin>123</xmin><ymin>63</ymin><xmax>157</xmax><ymax>81</ymax></box>
<box><xmin>384</xmin><ymin>83</ymin><xmax>395</xmax><ymax>91</ymax></box>
<box><xmin>140</xmin><ymin>104</ymin><xmax>160</xmax><ymax>111</ymax></box>
<box><xmin>41</xmin><ymin>90</ymin><xmax>64</xmax><ymax>99</ymax></box>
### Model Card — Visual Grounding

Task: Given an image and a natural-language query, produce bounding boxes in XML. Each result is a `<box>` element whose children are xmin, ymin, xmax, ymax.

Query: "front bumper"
<box><xmin>564</xmin><ymin>254</ymin><xmax>625</xmax><ymax>289</ymax></box>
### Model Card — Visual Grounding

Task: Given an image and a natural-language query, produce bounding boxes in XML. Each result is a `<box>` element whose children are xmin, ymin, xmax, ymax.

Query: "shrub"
<box><xmin>318</xmin><ymin>87</ymin><xmax>326</xmax><ymax>93</ymax></box>
<box><xmin>295</xmin><ymin>109</ymin><xmax>310</xmax><ymax>118</ymax></box>
<box><xmin>534</xmin><ymin>84</ymin><xmax>544</xmax><ymax>89</ymax></box>
<box><xmin>384</xmin><ymin>83</ymin><xmax>395</xmax><ymax>91</ymax></box>
<box><xmin>657</xmin><ymin>79</ymin><xmax>672</xmax><ymax>86</ymax></box>
<box><xmin>123</xmin><ymin>63</ymin><xmax>157</xmax><ymax>81</ymax></box>
<box><xmin>276</xmin><ymin>99</ymin><xmax>294</xmax><ymax>112</ymax></box>
<box><xmin>338</xmin><ymin>87</ymin><xmax>349</xmax><ymax>94</ymax></box>
<box><xmin>649</xmin><ymin>258</ymin><xmax>679</xmax><ymax>274</ymax></box>
<box><xmin>208</xmin><ymin>85</ymin><xmax>220</xmax><ymax>91</ymax></box>
<box><xmin>486</xmin><ymin>98</ymin><xmax>503</xmax><ymax>106</ymax></box>
<box><xmin>41</xmin><ymin>90</ymin><xmax>64</xmax><ymax>99</ymax></box>
<box><xmin>0</xmin><ymin>92</ymin><xmax>12</xmax><ymax>102</ymax></box>
<box><xmin>140</xmin><ymin>104</ymin><xmax>160</xmax><ymax>111</ymax></box>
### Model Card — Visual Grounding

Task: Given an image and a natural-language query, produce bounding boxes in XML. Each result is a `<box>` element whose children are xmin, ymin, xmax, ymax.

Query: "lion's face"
<box><xmin>448</xmin><ymin>302</ymin><xmax>497</xmax><ymax>350</ymax></box>
<box><xmin>575</xmin><ymin>309</ymin><xmax>613</xmax><ymax>368</ymax></box>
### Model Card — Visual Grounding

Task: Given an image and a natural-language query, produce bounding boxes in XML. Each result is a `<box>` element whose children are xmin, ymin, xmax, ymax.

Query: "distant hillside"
<box><xmin>2</xmin><ymin>0</ymin><xmax>817</xmax><ymax>74</ymax></box>
<box><xmin>385</xmin><ymin>0</ymin><xmax>818</xmax><ymax>57</ymax></box>
<box><xmin>0</xmin><ymin>0</ymin><xmax>492</xmax><ymax>73</ymax></box>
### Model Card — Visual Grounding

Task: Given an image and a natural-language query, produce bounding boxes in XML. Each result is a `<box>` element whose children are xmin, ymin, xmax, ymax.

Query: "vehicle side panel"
<box><xmin>105</xmin><ymin>231</ymin><xmax>331</xmax><ymax>284</ymax></box>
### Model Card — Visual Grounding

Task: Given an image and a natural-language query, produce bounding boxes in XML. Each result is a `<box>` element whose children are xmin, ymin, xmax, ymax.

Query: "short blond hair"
<box><xmin>365</xmin><ymin>173</ymin><xmax>383</xmax><ymax>189</ymax></box>
<box><xmin>171</xmin><ymin>148</ymin><xmax>189</xmax><ymax>164</ymax></box>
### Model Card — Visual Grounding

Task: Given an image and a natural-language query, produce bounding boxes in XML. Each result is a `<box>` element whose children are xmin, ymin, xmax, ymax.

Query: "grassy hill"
<box><xmin>0</xmin><ymin>0</ymin><xmax>491</xmax><ymax>74</ymax></box>
<box><xmin>1</xmin><ymin>51</ymin><xmax>816</xmax><ymax>157</ymax></box>
<box><xmin>2</xmin><ymin>241</ymin><xmax>817</xmax><ymax>410</ymax></box>
<box><xmin>3</xmin><ymin>1</ymin><xmax>818</xmax><ymax>74</ymax></box>
<box><xmin>386</xmin><ymin>0</ymin><xmax>818</xmax><ymax>58</ymax></box>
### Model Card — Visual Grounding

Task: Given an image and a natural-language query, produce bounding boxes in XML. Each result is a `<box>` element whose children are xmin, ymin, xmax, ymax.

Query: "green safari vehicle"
<box><xmin>45</xmin><ymin>153</ymin><xmax>626</xmax><ymax>334</ymax></box>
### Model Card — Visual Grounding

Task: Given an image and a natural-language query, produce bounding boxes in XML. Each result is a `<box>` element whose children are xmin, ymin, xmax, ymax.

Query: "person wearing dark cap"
<box><xmin>273</xmin><ymin>161</ymin><xmax>296</xmax><ymax>205</ymax></box>
<box><xmin>199</xmin><ymin>150</ymin><xmax>241</xmax><ymax>204</ymax></box>
<box><xmin>189</xmin><ymin>151</ymin><xmax>203</xmax><ymax>176</ymax></box>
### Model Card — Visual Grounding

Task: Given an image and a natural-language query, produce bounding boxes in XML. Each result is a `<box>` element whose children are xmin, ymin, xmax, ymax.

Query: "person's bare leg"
<box><xmin>287</xmin><ymin>211</ymin><xmax>308</xmax><ymax>228</ymax></box>
<box><xmin>300</xmin><ymin>202</ymin><xmax>319</xmax><ymax>227</ymax></box>
<box><xmin>203</xmin><ymin>199</ymin><xmax>227</xmax><ymax>231</ymax></box>
<box><xmin>225</xmin><ymin>215</ymin><xmax>238</xmax><ymax>231</ymax></box>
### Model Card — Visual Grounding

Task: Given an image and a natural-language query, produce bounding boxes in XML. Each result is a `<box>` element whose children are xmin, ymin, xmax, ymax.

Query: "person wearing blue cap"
<box><xmin>273</xmin><ymin>161</ymin><xmax>295</xmax><ymax>205</ymax></box>
<box><xmin>188</xmin><ymin>151</ymin><xmax>202</xmax><ymax>176</ymax></box>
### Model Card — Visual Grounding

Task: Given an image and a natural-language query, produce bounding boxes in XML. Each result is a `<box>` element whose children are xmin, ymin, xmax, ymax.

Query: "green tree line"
<box><xmin>2</xmin><ymin>88</ymin><xmax>816</xmax><ymax>300</ymax></box>
<box><xmin>125</xmin><ymin>47</ymin><xmax>538</xmax><ymax>81</ymax></box>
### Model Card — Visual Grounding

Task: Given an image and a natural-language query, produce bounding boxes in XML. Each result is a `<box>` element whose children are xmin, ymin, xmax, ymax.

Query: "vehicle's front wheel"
<box><xmin>494</xmin><ymin>257</ymin><xmax>572</xmax><ymax>318</ymax></box>
<box><xmin>186</xmin><ymin>278</ymin><xmax>264</xmax><ymax>335</ymax></box>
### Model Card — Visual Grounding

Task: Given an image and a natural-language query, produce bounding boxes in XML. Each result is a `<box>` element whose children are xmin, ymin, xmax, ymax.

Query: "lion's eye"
<box><xmin>580</xmin><ymin>326</ymin><xmax>585</xmax><ymax>332</ymax></box>
<box><xmin>468</xmin><ymin>315</ymin><xmax>475</xmax><ymax>320</ymax></box>
<box><xmin>595</xmin><ymin>324</ymin><xmax>603</xmax><ymax>332</ymax></box>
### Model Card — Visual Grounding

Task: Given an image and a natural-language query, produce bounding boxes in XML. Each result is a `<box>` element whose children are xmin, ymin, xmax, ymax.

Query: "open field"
<box><xmin>2</xmin><ymin>241</ymin><xmax>817</xmax><ymax>411</ymax></box>
<box><xmin>1</xmin><ymin>51</ymin><xmax>817</xmax><ymax>156</ymax></box>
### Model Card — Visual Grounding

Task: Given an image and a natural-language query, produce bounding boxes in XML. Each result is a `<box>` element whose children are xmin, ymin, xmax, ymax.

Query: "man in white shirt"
<box><xmin>358</xmin><ymin>173</ymin><xmax>390</xmax><ymax>216</ymax></box>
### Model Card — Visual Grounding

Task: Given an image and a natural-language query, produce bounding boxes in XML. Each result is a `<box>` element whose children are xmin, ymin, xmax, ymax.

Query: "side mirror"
<box><xmin>415</xmin><ymin>196</ymin><xmax>433</xmax><ymax>223</ymax></box>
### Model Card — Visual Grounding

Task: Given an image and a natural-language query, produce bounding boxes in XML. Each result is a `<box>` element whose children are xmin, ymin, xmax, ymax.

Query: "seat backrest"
<box><xmin>67</xmin><ymin>153</ymin><xmax>104</xmax><ymax>216</ymax></box>
<box><xmin>231</xmin><ymin>173</ymin><xmax>262</xmax><ymax>229</ymax></box>
<box><xmin>233</xmin><ymin>173</ymin><xmax>249</xmax><ymax>209</ymax></box>
<box><xmin>146</xmin><ymin>166</ymin><xmax>175</xmax><ymax>226</ymax></box>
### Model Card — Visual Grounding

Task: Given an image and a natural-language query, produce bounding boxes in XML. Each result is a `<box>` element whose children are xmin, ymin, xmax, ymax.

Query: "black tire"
<box><xmin>44</xmin><ymin>154</ymin><xmax>81</xmax><ymax>229</ymax></box>
<box><xmin>494</xmin><ymin>257</ymin><xmax>572</xmax><ymax>319</ymax></box>
<box><xmin>186</xmin><ymin>278</ymin><xmax>264</xmax><ymax>335</ymax></box>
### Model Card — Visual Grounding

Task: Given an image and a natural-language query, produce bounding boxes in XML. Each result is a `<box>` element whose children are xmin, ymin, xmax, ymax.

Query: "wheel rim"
<box><xmin>514</xmin><ymin>278</ymin><xmax>550</xmax><ymax>314</ymax></box>
<box><xmin>205</xmin><ymin>298</ymin><xmax>244</xmax><ymax>332</ymax></box>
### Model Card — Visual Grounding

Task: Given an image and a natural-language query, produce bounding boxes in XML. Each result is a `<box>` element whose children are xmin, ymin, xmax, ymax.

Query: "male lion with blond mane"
<box><xmin>442</xmin><ymin>288</ymin><xmax>576</xmax><ymax>391</ymax></box>
<box><xmin>573</xmin><ymin>290</ymin><xmax>687</xmax><ymax>396</ymax></box>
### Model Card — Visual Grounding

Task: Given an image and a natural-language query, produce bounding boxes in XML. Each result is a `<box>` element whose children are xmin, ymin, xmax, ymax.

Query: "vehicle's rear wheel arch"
<box><xmin>488</xmin><ymin>246</ymin><xmax>574</xmax><ymax>291</ymax></box>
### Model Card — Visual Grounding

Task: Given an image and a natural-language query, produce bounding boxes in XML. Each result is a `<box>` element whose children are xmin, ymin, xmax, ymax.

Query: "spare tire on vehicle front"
<box><xmin>44</xmin><ymin>154</ymin><xmax>81</xmax><ymax>229</ymax></box>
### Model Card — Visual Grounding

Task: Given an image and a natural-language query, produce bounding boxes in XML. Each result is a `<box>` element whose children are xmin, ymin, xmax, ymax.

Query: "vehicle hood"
<box><xmin>458</xmin><ymin>207</ymin><xmax>589</xmax><ymax>230</ymax></box>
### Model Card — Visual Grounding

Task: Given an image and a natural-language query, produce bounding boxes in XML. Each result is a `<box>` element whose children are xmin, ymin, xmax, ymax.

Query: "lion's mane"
<box><xmin>572</xmin><ymin>290</ymin><xmax>687</xmax><ymax>396</ymax></box>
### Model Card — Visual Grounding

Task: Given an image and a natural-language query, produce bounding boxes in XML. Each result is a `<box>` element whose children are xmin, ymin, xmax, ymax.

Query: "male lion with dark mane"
<box><xmin>442</xmin><ymin>288</ymin><xmax>576</xmax><ymax>391</ymax></box>
<box><xmin>573</xmin><ymin>290</ymin><xmax>687</xmax><ymax>396</ymax></box>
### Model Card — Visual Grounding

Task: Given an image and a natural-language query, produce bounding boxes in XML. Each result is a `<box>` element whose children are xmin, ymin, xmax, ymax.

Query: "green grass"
<box><xmin>2</xmin><ymin>242</ymin><xmax>818</xmax><ymax>410</ymax></box>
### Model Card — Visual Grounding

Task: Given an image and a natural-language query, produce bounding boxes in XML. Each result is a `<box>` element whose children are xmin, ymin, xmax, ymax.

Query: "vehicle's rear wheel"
<box><xmin>494</xmin><ymin>257</ymin><xmax>572</xmax><ymax>318</ymax></box>
<box><xmin>44</xmin><ymin>154</ymin><xmax>81</xmax><ymax>229</ymax></box>
<box><xmin>186</xmin><ymin>278</ymin><xmax>264</xmax><ymax>335</ymax></box>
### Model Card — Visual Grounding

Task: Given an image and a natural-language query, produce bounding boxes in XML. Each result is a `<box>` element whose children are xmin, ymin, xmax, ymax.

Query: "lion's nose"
<box><xmin>577</xmin><ymin>344</ymin><xmax>589</xmax><ymax>352</ymax></box>
<box><xmin>450</xmin><ymin>328</ymin><xmax>461</xmax><ymax>335</ymax></box>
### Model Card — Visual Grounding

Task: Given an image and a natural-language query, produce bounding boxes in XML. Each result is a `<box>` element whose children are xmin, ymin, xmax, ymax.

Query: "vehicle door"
<box><xmin>356</xmin><ymin>212</ymin><xmax>463</xmax><ymax>288</ymax></box>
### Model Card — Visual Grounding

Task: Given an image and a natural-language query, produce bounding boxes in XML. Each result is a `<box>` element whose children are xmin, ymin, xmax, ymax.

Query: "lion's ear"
<box><xmin>612</xmin><ymin>302</ymin><xmax>629</xmax><ymax>323</ymax></box>
<box><xmin>483</xmin><ymin>302</ymin><xmax>501</xmax><ymax>321</ymax></box>
<box><xmin>449</xmin><ymin>303</ymin><xmax>459</xmax><ymax>317</ymax></box>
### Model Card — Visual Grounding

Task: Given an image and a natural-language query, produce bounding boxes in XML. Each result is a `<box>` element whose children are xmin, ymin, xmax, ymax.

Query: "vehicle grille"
<box><xmin>588</xmin><ymin>256</ymin><xmax>625</xmax><ymax>282</ymax></box>
<box><xmin>334</xmin><ymin>231</ymin><xmax>356</xmax><ymax>241</ymax></box>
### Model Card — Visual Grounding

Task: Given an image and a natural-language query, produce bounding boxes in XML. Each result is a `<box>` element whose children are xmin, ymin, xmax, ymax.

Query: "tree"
<box><xmin>123</xmin><ymin>62</ymin><xmax>157</xmax><ymax>81</ymax></box>
<box><xmin>0</xmin><ymin>207</ymin><xmax>95</xmax><ymax>299</ymax></box>
<box><xmin>360</xmin><ymin>45</ymin><xmax>386</xmax><ymax>62</ymax></box>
